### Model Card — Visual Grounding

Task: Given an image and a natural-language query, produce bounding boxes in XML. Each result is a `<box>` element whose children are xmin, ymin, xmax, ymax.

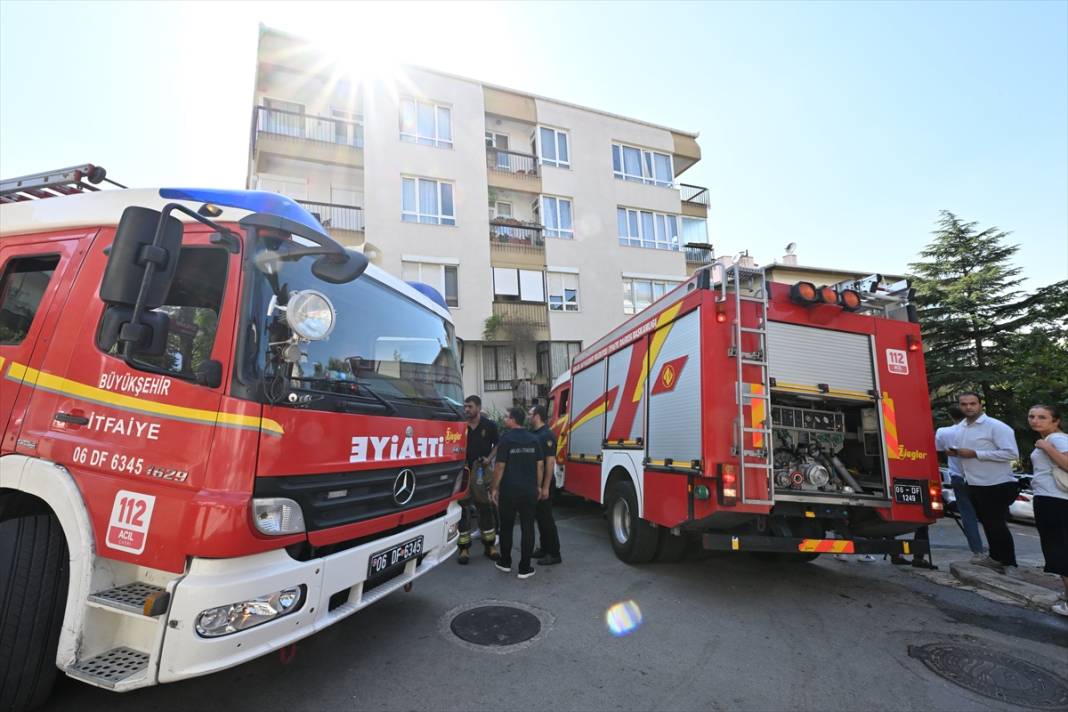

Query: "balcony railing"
<box><xmin>492</xmin><ymin>301</ymin><xmax>549</xmax><ymax>327</ymax></box>
<box><xmin>486</xmin><ymin>148</ymin><xmax>539</xmax><ymax>177</ymax></box>
<box><xmin>685</xmin><ymin>245</ymin><xmax>715</xmax><ymax>264</ymax></box>
<box><xmin>680</xmin><ymin>183</ymin><xmax>710</xmax><ymax>206</ymax></box>
<box><xmin>297</xmin><ymin>200</ymin><xmax>365</xmax><ymax>232</ymax></box>
<box><xmin>254</xmin><ymin>106</ymin><xmax>364</xmax><ymax>149</ymax></box>
<box><xmin>489</xmin><ymin>219</ymin><xmax>544</xmax><ymax>247</ymax></box>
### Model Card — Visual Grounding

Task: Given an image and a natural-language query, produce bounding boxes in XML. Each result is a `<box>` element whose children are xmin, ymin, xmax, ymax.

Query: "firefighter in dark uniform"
<box><xmin>458</xmin><ymin>395</ymin><xmax>499</xmax><ymax>564</ymax></box>
<box><xmin>529</xmin><ymin>405</ymin><xmax>562</xmax><ymax>565</ymax></box>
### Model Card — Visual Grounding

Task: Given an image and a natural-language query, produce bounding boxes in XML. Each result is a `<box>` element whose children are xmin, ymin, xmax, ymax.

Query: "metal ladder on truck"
<box><xmin>0</xmin><ymin>163</ymin><xmax>125</xmax><ymax>203</ymax></box>
<box><xmin>722</xmin><ymin>264</ymin><xmax>775</xmax><ymax>506</ymax></box>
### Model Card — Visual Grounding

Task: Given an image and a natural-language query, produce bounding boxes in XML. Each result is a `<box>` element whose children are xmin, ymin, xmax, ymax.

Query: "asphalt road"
<box><xmin>44</xmin><ymin>502</ymin><xmax>1066</xmax><ymax>712</ymax></box>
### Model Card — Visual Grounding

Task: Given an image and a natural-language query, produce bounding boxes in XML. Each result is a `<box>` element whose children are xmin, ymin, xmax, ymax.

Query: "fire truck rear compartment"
<box><xmin>769</xmin><ymin>392</ymin><xmax>888</xmax><ymax>501</ymax></box>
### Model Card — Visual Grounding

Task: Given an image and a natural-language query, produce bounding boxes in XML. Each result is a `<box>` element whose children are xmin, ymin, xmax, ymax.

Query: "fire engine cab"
<box><xmin>0</xmin><ymin>166</ymin><xmax>467</xmax><ymax>709</ymax></box>
<box><xmin>548</xmin><ymin>261</ymin><xmax>941</xmax><ymax>564</ymax></box>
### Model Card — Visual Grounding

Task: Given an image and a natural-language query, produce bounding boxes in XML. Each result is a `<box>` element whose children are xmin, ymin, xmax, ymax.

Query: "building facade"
<box><xmin>247</xmin><ymin>26</ymin><xmax>712</xmax><ymax>413</ymax></box>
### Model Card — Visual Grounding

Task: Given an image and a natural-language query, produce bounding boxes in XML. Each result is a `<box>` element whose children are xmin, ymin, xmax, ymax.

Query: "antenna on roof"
<box><xmin>0</xmin><ymin>164</ymin><xmax>127</xmax><ymax>203</ymax></box>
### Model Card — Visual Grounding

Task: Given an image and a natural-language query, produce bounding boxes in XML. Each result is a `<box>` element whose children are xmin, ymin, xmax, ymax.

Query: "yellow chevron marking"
<box><xmin>5</xmin><ymin>362</ymin><xmax>283</xmax><ymax>435</ymax></box>
<box><xmin>632</xmin><ymin>303</ymin><xmax>684</xmax><ymax>403</ymax></box>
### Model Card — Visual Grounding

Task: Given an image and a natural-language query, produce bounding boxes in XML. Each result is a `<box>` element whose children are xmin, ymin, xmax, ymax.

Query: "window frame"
<box><xmin>537</xmin><ymin>195</ymin><xmax>574</xmax><ymax>239</ymax></box>
<box><xmin>611</xmin><ymin>142</ymin><xmax>674</xmax><ymax>187</ymax></box>
<box><xmin>617</xmin><ymin>207</ymin><xmax>680</xmax><ymax>251</ymax></box>
<box><xmin>401</xmin><ymin>176</ymin><xmax>456</xmax><ymax>226</ymax></box>
<box><xmin>492</xmin><ymin>267</ymin><xmax>545</xmax><ymax>303</ymax></box>
<box><xmin>400</xmin><ymin>97</ymin><xmax>454</xmax><ymax>148</ymax></box>
<box><xmin>0</xmin><ymin>253</ymin><xmax>61</xmax><ymax>346</ymax></box>
<box><xmin>622</xmin><ymin>277</ymin><xmax>681</xmax><ymax>315</ymax></box>
<box><xmin>547</xmin><ymin>272</ymin><xmax>579</xmax><ymax>312</ymax></box>
<box><xmin>483</xmin><ymin>344</ymin><xmax>517</xmax><ymax>392</ymax></box>
<box><xmin>536</xmin><ymin>125</ymin><xmax>571</xmax><ymax>169</ymax></box>
<box><xmin>401</xmin><ymin>260</ymin><xmax>460</xmax><ymax>308</ymax></box>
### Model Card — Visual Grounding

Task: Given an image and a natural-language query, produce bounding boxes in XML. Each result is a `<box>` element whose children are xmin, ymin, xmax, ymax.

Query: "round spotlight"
<box><xmin>818</xmin><ymin>286</ymin><xmax>838</xmax><ymax>304</ymax></box>
<box><xmin>285</xmin><ymin>290</ymin><xmax>336</xmax><ymax>341</ymax></box>
<box><xmin>790</xmin><ymin>281</ymin><xmax>818</xmax><ymax>305</ymax></box>
<box><xmin>838</xmin><ymin>289</ymin><xmax>862</xmax><ymax>311</ymax></box>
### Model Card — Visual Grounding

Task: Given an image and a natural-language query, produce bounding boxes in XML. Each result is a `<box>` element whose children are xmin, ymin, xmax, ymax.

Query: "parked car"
<box><xmin>1009</xmin><ymin>488</ymin><xmax>1035</xmax><ymax>524</ymax></box>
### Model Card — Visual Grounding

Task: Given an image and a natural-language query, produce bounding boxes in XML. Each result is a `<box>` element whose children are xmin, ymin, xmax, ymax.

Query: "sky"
<box><xmin>1</xmin><ymin>0</ymin><xmax>1066</xmax><ymax>291</ymax></box>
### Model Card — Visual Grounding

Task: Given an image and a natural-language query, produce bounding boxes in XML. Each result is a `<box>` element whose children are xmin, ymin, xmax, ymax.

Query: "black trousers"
<box><xmin>1034</xmin><ymin>496</ymin><xmax>1068</xmax><ymax>577</ymax></box>
<box><xmin>498</xmin><ymin>494</ymin><xmax>537</xmax><ymax>569</ymax></box>
<box><xmin>969</xmin><ymin>481</ymin><xmax>1019</xmax><ymax>567</ymax></box>
<box><xmin>535</xmin><ymin>496</ymin><xmax>561</xmax><ymax>557</ymax></box>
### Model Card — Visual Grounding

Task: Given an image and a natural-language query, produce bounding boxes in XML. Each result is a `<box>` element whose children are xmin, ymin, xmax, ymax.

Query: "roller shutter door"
<box><xmin>766</xmin><ymin>322</ymin><xmax>875</xmax><ymax>394</ymax></box>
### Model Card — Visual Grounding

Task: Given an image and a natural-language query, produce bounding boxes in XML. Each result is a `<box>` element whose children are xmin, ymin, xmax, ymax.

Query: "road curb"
<box><xmin>949</xmin><ymin>562</ymin><xmax>1061</xmax><ymax>611</ymax></box>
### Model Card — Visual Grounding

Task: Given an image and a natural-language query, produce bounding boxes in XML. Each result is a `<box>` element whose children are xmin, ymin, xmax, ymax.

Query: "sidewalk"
<box><xmin>910</xmin><ymin>546</ymin><xmax>1064</xmax><ymax>614</ymax></box>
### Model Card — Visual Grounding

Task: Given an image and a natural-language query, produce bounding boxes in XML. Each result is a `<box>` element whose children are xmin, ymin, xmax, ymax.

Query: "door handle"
<box><xmin>54</xmin><ymin>412</ymin><xmax>90</xmax><ymax>426</ymax></box>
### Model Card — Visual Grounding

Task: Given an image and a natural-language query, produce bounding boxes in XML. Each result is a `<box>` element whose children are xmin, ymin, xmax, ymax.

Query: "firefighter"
<box><xmin>458</xmin><ymin>395</ymin><xmax>500</xmax><ymax>564</ymax></box>
<box><xmin>528</xmin><ymin>404</ymin><xmax>562</xmax><ymax>565</ymax></box>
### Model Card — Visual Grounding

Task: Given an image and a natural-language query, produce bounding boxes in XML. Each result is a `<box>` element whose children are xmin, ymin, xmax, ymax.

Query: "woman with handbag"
<box><xmin>1028</xmin><ymin>404</ymin><xmax>1068</xmax><ymax>617</ymax></box>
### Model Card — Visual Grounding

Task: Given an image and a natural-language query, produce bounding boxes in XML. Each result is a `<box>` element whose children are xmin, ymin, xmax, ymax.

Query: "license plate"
<box><xmin>368</xmin><ymin>536</ymin><xmax>423</xmax><ymax>577</ymax></box>
<box><xmin>893</xmin><ymin>483</ymin><xmax>923</xmax><ymax>504</ymax></box>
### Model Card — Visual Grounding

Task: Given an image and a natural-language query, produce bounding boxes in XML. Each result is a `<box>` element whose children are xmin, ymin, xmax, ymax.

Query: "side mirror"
<box><xmin>100</xmin><ymin>206</ymin><xmax>183</xmax><ymax>308</ymax></box>
<box><xmin>311</xmin><ymin>250</ymin><xmax>368</xmax><ymax>284</ymax></box>
<box><xmin>195</xmin><ymin>359</ymin><xmax>223</xmax><ymax>388</ymax></box>
<box><xmin>97</xmin><ymin>306</ymin><xmax>170</xmax><ymax>356</ymax></box>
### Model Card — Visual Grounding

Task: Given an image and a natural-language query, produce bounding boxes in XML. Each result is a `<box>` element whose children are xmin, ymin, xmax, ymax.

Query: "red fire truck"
<box><xmin>0</xmin><ymin>166</ymin><xmax>467</xmax><ymax>709</ymax></box>
<box><xmin>548</xmin><ymin>262</ymin><xmax>941</xmax><ymax>563</ymax></box>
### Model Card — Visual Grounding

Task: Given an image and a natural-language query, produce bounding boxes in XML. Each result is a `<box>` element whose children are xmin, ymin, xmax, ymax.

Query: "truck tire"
<box><xmin>607</xmin><ymin>480</ymin><xmax>658</xmax><ymax>563</ymax></box>
<box><xmin>655</xmin><ymin>529</ymin><xmax>688</xmax><ymax>562</ymax></box>
<box><xmin>0</xmin><ymin>500</ymin><xmax>70</xmax><ymax>712</ymax></box>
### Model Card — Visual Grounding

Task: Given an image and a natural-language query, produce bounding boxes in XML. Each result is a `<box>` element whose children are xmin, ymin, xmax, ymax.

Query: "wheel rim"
<box><xmin>612</xmin><ymin>497</ymin><xmax>631</xmax><ymax>544</ymax></box>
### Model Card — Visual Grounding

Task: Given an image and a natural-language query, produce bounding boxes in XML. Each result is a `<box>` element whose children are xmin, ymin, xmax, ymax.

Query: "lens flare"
<box><xmin>605</xmin><ymin>600</ymin><xmax>642</xmax><ymax>637</ymax></box>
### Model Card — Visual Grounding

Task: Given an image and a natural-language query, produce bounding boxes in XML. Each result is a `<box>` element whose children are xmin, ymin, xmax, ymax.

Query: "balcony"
<box><xmin>489</xmin><ymin>219</ymin><xmax>545</xmax><ymax>269</ymax></box>
<box><xmin>486</xmin><ymin>148</ymin><xmax>541</xmax><ymax>193</ymax></box>
<box><xmin>297</xmin><ymin>200</ymin><xmax>365</xmax><ymax>246</ymax></box>
<box><xmin>680</xmin><ymin>183</ymin><xmax>710</xmax><ymax>217</ymax></box>
<box><xmin>251</xmin><ymin>106</ymin><xmax>364</xmax><ymax>169</ymax></box>
<box><xmin>489</xmin><ymin>301</ymin><xmax>550</xmax><ymax>342</ymax></box>
<box><xmin>684</xmin><ymin>244</ymin><xmax>715</xmax><ymax>265</ymax></box>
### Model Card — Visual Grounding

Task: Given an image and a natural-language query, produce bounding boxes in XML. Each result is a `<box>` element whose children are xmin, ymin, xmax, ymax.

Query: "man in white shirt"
<box><xmin>948</xmin><ymin>392</ymin><xmax>1019</xmax><ymax>571</ymax></box>
<box><xmin>934</xmin><ymin>407</ymin><xmax>985</xmax><ymax>556</ymax></box>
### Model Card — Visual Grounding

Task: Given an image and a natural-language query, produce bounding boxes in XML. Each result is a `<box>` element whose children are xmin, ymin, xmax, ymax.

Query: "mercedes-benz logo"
<box><xmin>393</xmin><ymin>469</ymin><xmax>417</xmax><ymax>506</ymax></box>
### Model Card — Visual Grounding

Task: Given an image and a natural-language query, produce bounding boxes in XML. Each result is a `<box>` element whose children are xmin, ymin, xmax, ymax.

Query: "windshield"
<box><xmin>251</xmin><ymin>239</ymin><xmax>463</xmax><ymax>420</ymax></box>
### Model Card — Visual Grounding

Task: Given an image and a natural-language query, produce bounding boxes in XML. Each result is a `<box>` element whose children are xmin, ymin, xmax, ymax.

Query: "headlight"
<box><xmin>196</xmin><ymin>586</ymin><xmax>306</xmax><ymax>638</ymax></box>
<box><xmin>252</xmin><ymin>497</ymin><xmax>306</xmax><ymax>535</ymax></box>
<box><xmin>286</xmin><ymin>290</ymin><xmax>335</xmax><ymax>340</ymax></box>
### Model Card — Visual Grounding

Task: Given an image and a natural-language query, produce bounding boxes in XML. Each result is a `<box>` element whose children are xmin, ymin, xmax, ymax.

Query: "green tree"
<box><xmin>909</xmin><ymin>210</ymin><xmax>1068</xmax><ymax>464</ymax></box>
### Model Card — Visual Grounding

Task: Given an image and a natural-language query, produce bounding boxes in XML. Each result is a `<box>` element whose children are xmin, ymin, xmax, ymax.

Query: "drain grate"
<box><xmin>909</xmin><ymin>643</ymin><xmax>1068</xmax><ymax>710</ymax></box>
<box><xmin>450</xmin><ymin>605</ymin><xmax>541</xmax><ymax>647</ymax></box>
<box><xmin>68</xmin><ymin>647</ymin><xmax>150</xmax><ymax>687</ymax></box>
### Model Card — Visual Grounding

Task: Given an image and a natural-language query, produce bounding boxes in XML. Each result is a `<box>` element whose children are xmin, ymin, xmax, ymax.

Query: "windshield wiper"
<box><xmin>286</xmin><ymin>377</ymin><xmax>397</xmax><ymax>415</ymax></box>
<box><xmin>392</xmin><ymin>394</ymin><xmax>464</xmax><ymax>419</ymax></box>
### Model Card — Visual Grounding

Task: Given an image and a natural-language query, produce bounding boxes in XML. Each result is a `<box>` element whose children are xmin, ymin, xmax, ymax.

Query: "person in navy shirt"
<box><xmin>490</xmin><ymin>407</ymin><xmax>543</xmax><ymax>579</ymax></box>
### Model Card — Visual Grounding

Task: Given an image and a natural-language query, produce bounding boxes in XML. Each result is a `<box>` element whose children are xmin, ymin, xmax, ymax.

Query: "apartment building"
<box><xmin>246</xmin><ymin>26</ymin><xmax>713</xmax><ymax>413</ymax></box>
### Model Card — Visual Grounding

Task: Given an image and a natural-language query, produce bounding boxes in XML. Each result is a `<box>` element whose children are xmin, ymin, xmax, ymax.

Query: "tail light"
<box><xmin>790</xmin><ymin>281</ymin><xmax>818</xmax><ymax>305</ymax></box>
<box><xmin>926</xmin><ymin>480</ymin><xmax>943</xmax><ymax>515</ymax></box>
<box><xmin>838</xmin><ymin>289</ymin><xmax>861</xmax><ymax>311</ymax></box>
<box><xmin>716</xmin><ymin>308</ymin><xmax>727</xmax><ymax>323</ymax></box>
<box><xmin>718</xmin><ymin>464</ymin><xmax>738</xmax><ymax>506</ymax></box>
<box><xmin>907</xmin><ymin>334</ymin><xmax>921</xmax><ymax>352</ymax></box>
<box><xmin>818</xmin><ymin>286</ymin><xmax>838</xmax><ymax>304</ymax></box>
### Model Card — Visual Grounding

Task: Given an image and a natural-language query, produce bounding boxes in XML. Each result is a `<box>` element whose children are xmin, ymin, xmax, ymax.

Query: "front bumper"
<box><xmin>702</xmin><ymin>533</ymin><xmax>930</xmax><ymax>557</ymax></box>
<box><xmin>158</xmin><ymin>501</ymin><xmax>461</xmax><ymax>683</ymax></box>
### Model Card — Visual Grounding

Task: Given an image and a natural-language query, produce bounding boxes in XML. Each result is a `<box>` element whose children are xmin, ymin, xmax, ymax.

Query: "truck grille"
<box><xmin>254</xmin><ymin>462</ymin><xmax>460</xmax><ymax>531</ymax></box>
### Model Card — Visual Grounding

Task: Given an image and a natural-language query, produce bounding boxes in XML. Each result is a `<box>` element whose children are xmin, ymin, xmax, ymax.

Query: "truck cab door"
<box><xmin>0</xmin><ymin>232</ymin><xmax>89</xmax><ymax>453</ymax></box>
<box><xmin>15</xmin><ymin>226</ymin><xmax>243</xmax><ymax>568</ymax></box>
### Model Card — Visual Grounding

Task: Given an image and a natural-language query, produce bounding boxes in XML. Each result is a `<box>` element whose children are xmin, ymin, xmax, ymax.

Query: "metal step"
<box><xmin>742</xmin><ymin>427</ymin><xmax>771</xmax><ymax>434</ymax></box>
<box><xmin>738</xmin><ymin>326</ymin><xmax>766</xmax><ymax>334</ymax></box>
<box><xmin>88</xmin><ymin>582</ymin><xmax>165</xmax><ymax>616</ymax></box>
<box><xmin>67</xmin><ymin>647</ymin><xmax>150</xmax><ymax>689</ymax></box>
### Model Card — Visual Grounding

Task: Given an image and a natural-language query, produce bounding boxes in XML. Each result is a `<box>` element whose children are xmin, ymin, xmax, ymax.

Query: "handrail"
<box><xmin>296</xmin><ymin>200</ymin><xmax>365</xmax><ymax>232</ymax></box>
<box><xmin>486</xmin><ymin>147</ymin><xmax>538</xmax><ymax>176</ymax></box>
<box><xmin>680</xmin><ymin>183</ymin><xmax>710</xmax><ymax>206</ymax></box>
<box><xmin>254</xmin><ymin>106</ymin><xmax>364</xmax><ymax>149</ymax></box>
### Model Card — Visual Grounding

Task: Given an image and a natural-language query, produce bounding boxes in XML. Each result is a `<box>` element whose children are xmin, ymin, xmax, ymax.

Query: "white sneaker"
<box><xmin>1052</xmin><ymin>601</ymin><xmax>1068</xmax><ymax>617</ymax></box>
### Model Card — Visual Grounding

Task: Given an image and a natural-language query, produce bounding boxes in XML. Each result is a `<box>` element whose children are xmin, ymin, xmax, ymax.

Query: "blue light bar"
<box><xmin>159</xmin><ymin>188</ymin><xmax>327</xmax><ymax>236</ymax></box>
<box><xmin>407</xmin><ymin>281</ymin><xmax>449</xmax><ymax>310</ymax></box>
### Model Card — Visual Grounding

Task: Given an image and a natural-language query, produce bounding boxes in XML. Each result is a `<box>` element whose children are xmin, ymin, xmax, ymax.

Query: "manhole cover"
<box><xmin>450</xmin><ymin>605</ymin><xmax>541</xmax><ymax>647</ymax></box>
<box><xmin>909</xmin><ymin>643</ymin><xmax>1068</xmax><ymax>710</ymax></box>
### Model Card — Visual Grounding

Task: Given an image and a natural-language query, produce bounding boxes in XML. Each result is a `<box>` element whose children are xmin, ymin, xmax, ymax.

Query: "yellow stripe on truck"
<box><xmin>6</xmin><ymin>362</ymin><xmax>284</xmax><ymax>435</ymax></box>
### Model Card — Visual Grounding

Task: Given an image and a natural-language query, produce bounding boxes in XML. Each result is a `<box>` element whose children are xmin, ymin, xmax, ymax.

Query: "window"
<box><xmin>102</xmin><ymin>248</ymin><xmax>227</xmax><ymax>378</ymax></box>
<box><xmin>494</xmin><ymin>201</ymin><xmax>512</xmax><ymax>219</ymax></box>
<box><xmin>617</xmin><ymin>207</ymin><xmax>680</xmax><ymax>250</ymax></box>
<box><xmin>536</xmin><ymin>195</ymin><xmax>574</xmax><ymax>239</ymax></box>
<box><xmin>401</xmin><ymin>177</ymin><xmax>455</xmax><ymax>225</ymax></box>
<box><xmin>612</xmin><ymin>143</ymin><xmax>674</xmax><ymax>187</ymax></box>
<box><xmin>547</xmin><ymin>272</ymin><xmax>579</xmax><ymax>312</ymax></box>
<box><xmin>537</xmin><ymin>341</ymin><xmax>582</xmax><ymax>381</ymax></box>
<box><xmin>331</xmin><ymin>107</ymin><xmax>364</xmax><ymax>147</ymax></box>
<box><xmin>483</xmin><ymin>344</ymin><xmax>516</xmax><ymax>391</ymax></box>
<box><xmin>682</xmin><ymin>217</ymin><xmax>709</xmax><ymax>245</ymax></box>
<box><xmin>492</xmin><ymin>268</ymin><xmax>544</xmax><ymax>302</ymax></box>
<box><xmin>486</xmin><ymin>132</ymin><xmax>510</xmax><ymax>169</ymax></box>
<box><xmin>261</xmin><ymin>97</ymin><xmax>304</xmax><ymax>137</ymax></box>
<box><xmin>622</xmin><ymin>277</ymin><xmax>680</xmax><ymax>315</ymax></box>
<box><xmin>400</xmin><ymin>98</ymin><xmax>453</xmax><ymax>147</ymax></box>
<box><xmin>537</xmin><ymin>126</ymin><xmax>570</xmax><ymax>168</ymax></box>
<box><xmin>402</xmin><ymin>261</ymin><xmax>459</xmax><ymax>308</ymax></box>
<box><xmin>0</xmin><ymin>255</ymin><xmax>59</xmax><ymax>345</ymax></box>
